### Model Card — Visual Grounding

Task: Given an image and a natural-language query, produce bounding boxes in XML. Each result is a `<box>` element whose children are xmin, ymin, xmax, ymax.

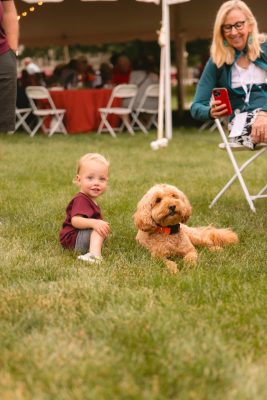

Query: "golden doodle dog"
<box><xmin>134</xmin><ymin>184</ymin><xmax>238</xmax><ymax>273</ymax></box>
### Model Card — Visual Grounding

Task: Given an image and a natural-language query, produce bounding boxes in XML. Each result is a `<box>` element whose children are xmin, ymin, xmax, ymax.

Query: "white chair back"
<box><xmin>25</xmin><ymin>86</ymin><xmax>67</xmax><ymax>137</ymax></box>
<box><xmin>26</xmin><ymin>86</ymin><xmax>57</xmax><ymax>111</ymax></box>
<box><xmin>113</xmin><ymin>84</ymin><xmax>137</xmax><ymax>98</ymax></box>
<box><xmin>106</xmin><ymin>84</ymin><xmax>138</xmax><ymax>110</ymax></box>
<box><xmin>137</xmin><ymin>83</ymin><xmax>159</xmax><ymax>111</ymax></box>
<box><xmin>145</xmin><ymin>83</ymin><xmax>159</xmax><ymax>98</ymax></box>
<box><xmin>97</xmin><ymin>84</ymin><xmax>138</xmax><ymax>138</ymax></box>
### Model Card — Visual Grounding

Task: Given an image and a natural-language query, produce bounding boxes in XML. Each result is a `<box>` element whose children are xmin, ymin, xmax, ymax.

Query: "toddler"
<box><xmin>60</xmin><ymin>153</ymin><xmax>110</xmax><ymax>263</ymax></box>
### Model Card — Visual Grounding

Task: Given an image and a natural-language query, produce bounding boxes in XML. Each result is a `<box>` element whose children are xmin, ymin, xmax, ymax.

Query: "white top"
<box><xmin>26</xmin><ymin>62</ymin><xmax>41</xmax><ymax>75</ymax></box>
<box><xmin>232</xmin><ymin>62</ymin><xmax>267</xmax><ymax>88</ymax></box>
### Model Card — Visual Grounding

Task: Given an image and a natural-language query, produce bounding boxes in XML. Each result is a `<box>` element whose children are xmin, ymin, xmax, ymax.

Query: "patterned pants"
<box><xmin>229</xmin><ymin>108</ymin><xmax>261</xmax><ymax>150</ymax></box>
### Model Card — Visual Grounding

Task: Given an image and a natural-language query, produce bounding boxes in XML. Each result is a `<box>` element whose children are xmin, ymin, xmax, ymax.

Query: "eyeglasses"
<box><xmin>222</xmin><ymin>20</ymin><xmax>246</xmax><ymax>33</ymax></box>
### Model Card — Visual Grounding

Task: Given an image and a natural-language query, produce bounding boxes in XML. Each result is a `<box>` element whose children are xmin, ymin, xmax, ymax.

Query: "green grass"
<box><xmin>0</xmin><ymin>129</ymin><xmax>267</xmax><ymax>400</ymax></box>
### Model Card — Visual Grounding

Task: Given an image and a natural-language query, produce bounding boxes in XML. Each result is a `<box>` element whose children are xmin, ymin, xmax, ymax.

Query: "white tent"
<box><xmin>17</xmin><ymin>0</ymin><xmax>267</xmax><ymax>47</ymax></box>
<box><xmin>17</xmin><ymin>0</ymin><xmax>162</xmax><ymax>46</ymax></box>
<box><xmin>19</xmin><ymin>0</ymin><xmax>190</xmax><ymax>144</ymax></box>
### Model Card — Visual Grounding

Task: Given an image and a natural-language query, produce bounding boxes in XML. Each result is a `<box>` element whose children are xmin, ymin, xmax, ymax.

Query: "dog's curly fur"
<box><xmin>134</xmin><ymin>184</ymin><xmax>238</xmax><ymax>273</ymax></box>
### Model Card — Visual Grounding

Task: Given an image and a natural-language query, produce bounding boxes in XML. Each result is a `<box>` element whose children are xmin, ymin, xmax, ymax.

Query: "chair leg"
<box><xmin>210</xmin><ymin>122</ymin><xmax>218</xmax><ymax>132</ymax></box>
<box><xmin>61</xmin><ymin>121</ymin><xmax>68</xmax><ymax>135</ymax></box>
<box><xmin>199</xmin><ymin>120</ymin><xmax>212</xmax><ymax>132</ymax></box>
<box><xmin>147</xmin><ymin>114</ymin><xmax>158</xmax><ymax>130</ymax></box>
<box><xmin>210</xmin><ymin>144</ymin><xmax>267</xmax><ymax>213</ymax></box>
<box><xmin>258</xmin><ymin>183</ymin><xmax>267</xmax><ymax>196</ymax></box>
<box><xmin>30</xmin><ymin>117</ymin><xmax>44</xmax><ymax>137</ymax></box>
<box><xmin>59</xmin><ymin>114</ymin><xmax>67</xmax><ymax>135</ymax></box>
<box><xmin>131</xmin><ymin>112</ymin><xmax>148</xmax><ymax>135</ymax></box>
<box><xmin>97</xmin><ymin>114</ymin><xmax>106</xmax><ymax>134</ymax></box>
<box><xmin>136</xmin><ymin>119</ymin><xmax>148</xmax><ymax>134</ymax></box>
<box><xmin>122</xmin><ymin>115</ymin><xmax>135</xmax><ymax>135</ymax></box>
<box><xmin>98</xmin><ymin>113</ymin><xmax>117</xmax><ymax>137</ymax></box>
<box><xmin>48</xmin><ymin>114</ymin><xmax>67</xmax><ymax>137</ymax></box>
<box><xmin>209</xmin><ymin>171</ymin><xmax>256</xmax><ymax>212</ymax></box>
<box><xmin>209</xmin><ymin>118</ymin><xmax>267</xmax><ymax>211</ymax></box>
<box><xmin>252</xmin><ymin>183</ymin><xmax>267</xmax><ymax>200</ymax></box>
<box><xmin>21</xmin><ymin>119</ymin><xmax>32</xmax><ymax>135</ymax></box>
<box><xmin>98</xmin><ymin>113</ymin><xmax>117</xmax><ymax>138</ymax></box>
<box><xmin>15</xmin><ymin>112</ymin><xmax>31</xmax><ymax>134</ymax></box>
<box><xmin>118</xmin><ymin>121</ymin><xmax>125</xmax><ymax>133</ymax></box>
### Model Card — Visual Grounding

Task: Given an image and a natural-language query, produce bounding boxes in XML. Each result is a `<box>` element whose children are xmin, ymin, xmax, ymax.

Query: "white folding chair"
<box><xmin>13</xmin><ymin>108</ymin><xmax>32</xmax><ymax>134</ymax></box>
<box><xmin>131</xmin><ymin>83</ymin><xmax>159</xmax><ymax>135</ymax></box>
<box><xmin>210</xmin><ymin>118</ymin><xmax>267</xmax><ymax>212</ymax></box>
<box><xmin>97</xmin><ymin>84</ymin><xmax>138</xmax><ymax>138</ymax></box>
<box><xmin>199</xmin><ymin>116</ymin><xmax>228</xmax><ymax>132</ymax></box>
<box><xmin>25</xmin><ymin>86</ymin><xmax>67</xmax><ymax>137</ymax></box>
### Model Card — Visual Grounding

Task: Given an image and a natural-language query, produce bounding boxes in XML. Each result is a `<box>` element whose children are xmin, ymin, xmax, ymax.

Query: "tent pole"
<box><xmin>163</xmin><ymin>0</ymin><xmax>172</xmax><ymax>140</ymax></box>
<box><xmin>157</xmin><ymin>31</ymin><xmax>165</xmax><ymax>141</ymax></box>
<box><xmin>175</xmin><ymin>32</ymin><xmax>186</xmax><ymax>116</ymax></box>
<box><xmin>151</xmin><ymin>22</ymin><xmax>168</xmax><ymax>150</ymax></box>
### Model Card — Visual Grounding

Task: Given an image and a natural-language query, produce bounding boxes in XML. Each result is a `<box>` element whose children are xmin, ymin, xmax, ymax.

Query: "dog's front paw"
<box><xmin>165</xmin><ymin>259</ymin><xmax>179</xmax><ymax>274</ymax></box>
<box><xmin>183</xmin><ymin>251</ymin><xmax>197</xmax><ymax>266</ymax></box>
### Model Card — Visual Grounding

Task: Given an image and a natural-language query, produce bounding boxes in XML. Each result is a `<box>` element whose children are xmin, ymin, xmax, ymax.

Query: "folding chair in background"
<box><xmin>97</xmin><ymin>84</ymin><xmax>138</xmax><ymax>138</ymax></box>
<box><xmin>199</xmin><ymin>116</ymin><xmax>228</xmax><ymax>132</ymax></box>
<box><xmin>25</xmin><ymin>86</ymin><xmax>67</xmax><ymax>137</ymax></box>
<box><xmin>12</xmin><ymin>108</ymin><xmax>32</xmax><ymax>135</ymax></box>
<box><xmin>131</xmin><ymin>83</ymin><xmax>159</xmax><ymax>135</ymax></box>
<box><xmin>209</xmin><ymin>118</ymin><xmax>267</xmax><ymax>212</ymax></box>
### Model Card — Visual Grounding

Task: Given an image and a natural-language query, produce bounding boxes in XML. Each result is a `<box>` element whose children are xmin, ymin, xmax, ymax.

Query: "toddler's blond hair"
<box><xmin>73</xmin><ymin>153</ymin><xmax>109</xmax><ymax>184</ymax></box>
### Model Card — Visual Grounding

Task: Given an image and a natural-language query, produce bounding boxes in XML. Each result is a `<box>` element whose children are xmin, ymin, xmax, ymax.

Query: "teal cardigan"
<box><xmin>190</xmin><ymin>41</ymin><xmax>267</xmax><ymax>121</ymax></box>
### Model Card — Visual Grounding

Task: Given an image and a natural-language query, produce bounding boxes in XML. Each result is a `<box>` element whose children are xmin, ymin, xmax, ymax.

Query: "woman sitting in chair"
<box><xmin>191</xmin><ymin>0</ymin><xmax>267</xmax><ymax>149</ymax></box>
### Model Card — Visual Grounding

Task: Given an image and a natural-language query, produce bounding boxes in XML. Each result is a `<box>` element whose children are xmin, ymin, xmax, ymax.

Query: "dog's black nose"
<box><xmin>169</xmin><ymin>205</ymin><xmax>176</xmax><ymax>214</ymax></box>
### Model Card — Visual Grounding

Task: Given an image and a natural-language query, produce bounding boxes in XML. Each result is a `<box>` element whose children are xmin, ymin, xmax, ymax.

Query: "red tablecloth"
<box><xmin>49</xmin><ymin>88</ymin><xmax>119</xmax><ymax>134</ymax></box>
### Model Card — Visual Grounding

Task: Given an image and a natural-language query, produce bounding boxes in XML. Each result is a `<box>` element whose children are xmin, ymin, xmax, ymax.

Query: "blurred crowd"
<box><xmin>17</xmin><ymin>53</ymin><xmax>159</xmax><ymax>109</ymax></box>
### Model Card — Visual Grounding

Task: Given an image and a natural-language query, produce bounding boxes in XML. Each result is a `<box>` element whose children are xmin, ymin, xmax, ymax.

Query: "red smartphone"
<box><xmin>212</xmin><ymin>88</ymin><xmax>233</xmax><ymax>116</ymax></box>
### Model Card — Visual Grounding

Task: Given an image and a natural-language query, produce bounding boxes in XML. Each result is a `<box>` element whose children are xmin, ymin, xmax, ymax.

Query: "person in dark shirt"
<box><xmin>60</xmin><ymin>153</ymin><xmax>110</xmax><ymax>264</ymax></box>
<box><xmin>0</xmin><ymin>0</ymin><xmax>18</xmax><ymax>132</ymax></box>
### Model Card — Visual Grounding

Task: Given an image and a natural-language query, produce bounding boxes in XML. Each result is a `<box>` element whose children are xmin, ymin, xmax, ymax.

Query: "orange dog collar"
<box><xmin>155</xmin><ymin>224</ymin><xmax>180</xmax><ymax>235</ymax></box>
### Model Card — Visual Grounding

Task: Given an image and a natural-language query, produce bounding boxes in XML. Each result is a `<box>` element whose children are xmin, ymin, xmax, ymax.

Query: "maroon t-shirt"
<box><xmin>0</xmin><ymin>0</ymin><xmax>10</xmax><ymax>55</ymax></box>
<box><xmin>59</xmin><ymin>192</ymin><xmax>102</xmax><ymax>250</ymax></box>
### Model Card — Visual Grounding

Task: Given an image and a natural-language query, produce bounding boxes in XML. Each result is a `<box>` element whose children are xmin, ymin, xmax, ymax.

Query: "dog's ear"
<box><xmin>133</xmin><ymin>197</ymin><xmax>157</xmax><ymax>232</ymax></box>
<box><xmin>179</xmin><ymin>192</ymin><xmax>192</xmax><ymax>223</ymax></box>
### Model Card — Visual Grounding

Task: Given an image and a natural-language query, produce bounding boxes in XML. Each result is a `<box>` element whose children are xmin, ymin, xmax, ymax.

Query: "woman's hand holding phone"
<box><xmin>210</xmin><ymin>88</ymin><xmax>233</xmax><ymax>119</ymax></box>
<box><xmin>210</xmin><ymin>99</ymin><xmax>229</xmax><ymax>118</ymax></box>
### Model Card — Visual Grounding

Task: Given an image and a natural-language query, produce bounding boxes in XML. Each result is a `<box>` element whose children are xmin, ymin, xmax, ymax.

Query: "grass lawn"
<box><xmin>0</xmin><ymin>128</ymin><xmax>267</xmax><ymax>400</ymax></box>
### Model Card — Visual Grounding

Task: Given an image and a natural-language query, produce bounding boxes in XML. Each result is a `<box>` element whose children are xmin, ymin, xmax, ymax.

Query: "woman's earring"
<box><xmin>223</xmin><ymin>39</ymin><xmax>228</xmax><ymax>47</ymax></box>
<box><xmin>247</xmin><ymin>34</ymin><xmax>253</xmax><ymax>45</ymax></box>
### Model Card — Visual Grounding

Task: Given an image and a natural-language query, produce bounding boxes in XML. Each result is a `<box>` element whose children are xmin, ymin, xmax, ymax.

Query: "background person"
<box><xmin>23</xmin><ymin>56</ymin><xmax>41</xmax><ymax>75</ymax></box>
<box><xmin>21</xmin><ymin>56</ymin><xmax>46</xmax><ymax>87</ymax></box>
<box><xmin>97</xmin><ymin>62</ymin><xmax>113</xmax><ymax>88</ymax></box>
<box><xmin>112</xmin><ymin>54</ymin><xmax>131</xmax><ymax>85</ymax></box>
<box><xmin>58</xmin><ymin>59</ymin><xmax>79</xmax><ymax>89</ymax></box>
<box><xmin>60</xmin><ymin>153</ymin><xmax>110</xmax><ymax>264</ymax></box>
<box><xmin>0</xmin><ymin>0</ymin><xmax>18</xmax><ymax>132</ymax></box>
<box><xmin>191</xmin><ymin>0</ymin><xmax>267</xmax><ymax>148</ymax></box>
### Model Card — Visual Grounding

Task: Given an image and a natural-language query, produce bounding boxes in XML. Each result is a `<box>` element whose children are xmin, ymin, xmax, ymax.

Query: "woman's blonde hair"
<box><xmin>210</xmin><ymin>0</ymin><xmax>265</xmax><ymax>67</ymax></box>
<box><xmin>74</xmin><ymin>153</ymin><xmax>109</xmax><ymax>183</ymax></box>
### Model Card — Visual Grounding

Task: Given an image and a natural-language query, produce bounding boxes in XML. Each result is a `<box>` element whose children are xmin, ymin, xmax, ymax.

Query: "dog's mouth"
<box><xmin>152</xmin><ymin>205</ymin><xmax>180</xmax><ymax>226</ymax></box>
